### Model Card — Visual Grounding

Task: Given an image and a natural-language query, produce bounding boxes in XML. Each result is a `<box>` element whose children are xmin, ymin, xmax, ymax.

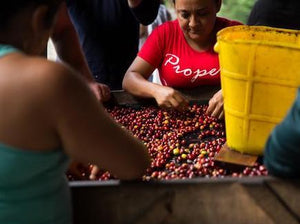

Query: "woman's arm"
<box><xmin>47</xmin><ymin>63</ymin><xmax>150</xmax><ymax>180</ymax></box>
<box><xmin>123</xmin><ymin>56</ymin><xmax>158</xmax><ymax>98</ymax></box>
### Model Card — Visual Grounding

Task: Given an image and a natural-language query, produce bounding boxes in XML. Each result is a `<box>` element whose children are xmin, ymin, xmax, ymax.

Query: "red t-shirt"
<box><xmin>138</xmin><ymin>17</ymin><xmax>242</xmax><ymax>88</ymax></box>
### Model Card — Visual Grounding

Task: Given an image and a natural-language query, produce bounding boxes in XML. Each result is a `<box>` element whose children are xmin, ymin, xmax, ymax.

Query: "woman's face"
<box><xmin>175</xmin><ymin>0</ymin><xmax>221</xmax><ymax>43</ymax></box>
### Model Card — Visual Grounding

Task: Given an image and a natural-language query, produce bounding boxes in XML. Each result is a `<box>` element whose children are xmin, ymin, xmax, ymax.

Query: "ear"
<box><xmin>31</xmin><ymin>5</ymin><xmax>50</xmax><ymax>35</ymax></box>
<box><xmin>216</xmin><ymin>0</ymin><xmax>222</xmax><ymax>13</ymax></box>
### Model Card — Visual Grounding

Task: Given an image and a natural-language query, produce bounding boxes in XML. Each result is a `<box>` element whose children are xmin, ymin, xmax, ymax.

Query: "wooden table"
<box><xmin>71</xmin><ymin>88</ymin><xmax>300</xmax><ymax>224</ymax></box>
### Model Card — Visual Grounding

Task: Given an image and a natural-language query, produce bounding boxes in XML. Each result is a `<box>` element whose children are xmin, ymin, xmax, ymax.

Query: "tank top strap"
<box><xmin>0</xmin><ymin>44</ymin><xmax>20</xmax><ymax>58</ymax></box>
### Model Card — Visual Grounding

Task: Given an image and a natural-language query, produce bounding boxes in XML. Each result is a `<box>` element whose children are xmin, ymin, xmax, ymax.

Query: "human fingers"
<box><xmin>218</xmin><ymin>110</ymin><xmax>224</xmax><ymax>120</ymax></box>
<box><xmin>168</xmin><ymin>97</ymin><xmax>181</xmax><ymax>110</ymax></box>
<box><xmin>89</xmin><ymin>165</ymin><xmax>99</xmax><ymax>180</ymax></box>
<box><xmin>67</xmin><ymin>161</ymin><xmax>87</xmax><ymax>180</ymax></box>
<box><xmin>88</xmin><ymin>82</ymin><xmax>101</xmax><ymax>101</ymax></box>
<box><xmin>161</xmin><ymin>90</ymin><xmax>187</xmax><ymax>110</ymax></box>
<box><xmin>99</xmin><ymin>84</ymin><xmax>111</xmax><ymax>102</ymax></box>
<box><xmin>155</xmin><ymin>87</ymin><xmax>175</xmax><ymax>108</ymax></box>
<box><xmin>169</xmin><ymin>97</ymin><xmax>188</xmax><ymax>112</ymax></box>
<box><xmin>97</xmin><ymin>84</ymin><xmax>105</xmax><ymax>101</ymax></box>
<box><xmin>207</xmin><ymin>89</ymin><xmax>223</xmax><ymax>115</ymax></box>
<box><xmin>159</xmin><ymin>101</ymin><xmax>173</xmax><ymax>109</ymax></box>
<box><xmin>211</xmin><ymin>103</ymin><xmax>223</xmax><ymax>118</ymax></box>
<box><xmin>173</xmin><ymin>92</ymin><xmax>189</xmax><ymax>111</ymax></box>
<box><xmin>206</xmin><ymin>98</ymin><xmax>217</xmax><ymax>116</ymax></box>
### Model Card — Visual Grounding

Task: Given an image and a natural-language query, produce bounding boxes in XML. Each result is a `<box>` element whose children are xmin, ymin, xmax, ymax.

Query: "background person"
<box><xmin>51</xmin><ymin>2</ymin><xmax>111</xmax><ymax>102</ymax></box>
<box><xmin>123</xmin><ymin>0</ymin><xmax>242</xmax><ymax>119</ymax></box>
<box><xmin>139</xmin><ymin>0</ymin><xmax>172</xmax><ymax>84</ymax></box>
<box><xmin>247</xmin><ymin>0</ymin><xmax>300</xmax><ymax>29</ymax></box>
<box><xmin>52</xmin><ymin>0</ymin><xmax>160</xmax><ymax>91</ymax></box>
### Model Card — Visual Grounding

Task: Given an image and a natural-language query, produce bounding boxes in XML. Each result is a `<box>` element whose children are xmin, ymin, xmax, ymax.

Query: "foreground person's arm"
<box><xmin>46</xmin><ymin>62</ymin><xmax>150</xmax><ymax>180</ymax></box>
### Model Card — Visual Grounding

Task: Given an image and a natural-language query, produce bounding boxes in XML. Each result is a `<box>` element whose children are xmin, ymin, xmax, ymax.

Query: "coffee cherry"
<box><xmin>67</xmin><ymin>104</ymin><xmax>267</xmax><ymax>181</ymax></box>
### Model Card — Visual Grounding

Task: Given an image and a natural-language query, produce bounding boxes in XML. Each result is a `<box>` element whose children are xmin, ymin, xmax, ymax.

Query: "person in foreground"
<box><xmin>0</xmin><ymin>0</ymin><xmax>150</xmax><ymax>223</ymax></box>
<box><xmin>247</xmin><ymin>0</ymin><xmax>300</xmax><ymax>178</ymax></box>
<box><xmin>122</xmin><ymin>0</ymin><xmax>242</xmax><ymax>119</ymax></box>
<box><xmin>264</xmin><ymin>89</ymin><xmax>300</xmax><ymax>178</ymax></box>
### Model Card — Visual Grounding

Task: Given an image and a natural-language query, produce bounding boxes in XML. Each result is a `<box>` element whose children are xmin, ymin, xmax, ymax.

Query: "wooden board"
<box><xmin>214</xmin><ymin>144</ymin><xmax>258</xmax><ymax>167</ymax></box>
<box><xmin>71</xmin><ymin>178</ymin><xmax>300</xmax><ymax>224</ymax></box>
<box><xmin>70</xmin><ymin>89</ymin><xmax>300</xmax><ymax>224</ymax></box>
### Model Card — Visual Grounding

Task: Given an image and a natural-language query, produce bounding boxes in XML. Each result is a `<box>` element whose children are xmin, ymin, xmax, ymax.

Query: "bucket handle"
<box><xmin>214</xmin><ymin>42</ymin><xmax>220</xmax><ymax>53</ymax></box>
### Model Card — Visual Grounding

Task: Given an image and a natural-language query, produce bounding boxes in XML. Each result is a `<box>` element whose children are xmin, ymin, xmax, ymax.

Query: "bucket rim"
<box><xmin>217</xmin><ymin>25</ymin><xmax>300</xmax><ymax>51</ymax></box>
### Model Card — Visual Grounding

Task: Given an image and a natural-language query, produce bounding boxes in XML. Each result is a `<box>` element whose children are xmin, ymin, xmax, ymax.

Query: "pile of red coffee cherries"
<box><xmin>67</xmin><ymin>104</ymin><xmax>268</xmax><ymax>181</ymax></box>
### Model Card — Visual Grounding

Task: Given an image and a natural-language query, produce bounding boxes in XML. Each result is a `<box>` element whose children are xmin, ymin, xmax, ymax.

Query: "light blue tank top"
<box><xmin>0</xmin><ymin>44</ymin><xmax>72</xmax><ymax>224</ymax></box>
<box><xmin>0</xmin><ymin>44</ymin><xmax>20</xmax><ymax>57</ymax></box>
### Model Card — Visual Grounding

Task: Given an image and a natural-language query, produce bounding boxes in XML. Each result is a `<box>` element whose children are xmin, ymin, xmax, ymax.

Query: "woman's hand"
<box><xmin>68</xmin><ymin>161</ymin><xmax>101</xmax><ymax>180</ymax></box>
<box><xmin>67</xmin><ymin>161</ymin><xmax>90</xmax><ymax>180</ymax></box>
<box><xmin>88</xmin><ymin>82</ymin><xmax>111</xmax><ymax>102</ymax></box>
<box><xmin>206</xmin><ymin>89</ymin><xmax>224</xmax><ymax>119</ymax></box>
<box><xmin>89</xmin><ymin>165</ymin><xmax>100</xmax><ymax>180</ymax></box>
<box><xmin>154</xmin><ymin>86</ymin><xmax>189</xmax><ymax>111</ymax></box>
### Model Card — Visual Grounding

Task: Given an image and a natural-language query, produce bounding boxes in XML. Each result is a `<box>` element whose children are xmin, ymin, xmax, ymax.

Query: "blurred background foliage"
<box><xmin>219</xmin><ymin>0</ymin><xmax>256</xmax><ymax>24</ymax></box>
<box><xmin>164</xmin><ymin>0</ymin><xmax>257</xmax><ymax>24</ymax></box>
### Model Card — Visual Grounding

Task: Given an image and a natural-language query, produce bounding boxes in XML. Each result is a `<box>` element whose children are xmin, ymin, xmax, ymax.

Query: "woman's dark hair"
<box><xmin>0</xmin><ymin>0</ymin><xmax>63</xmax><ymax>29</ymax></box>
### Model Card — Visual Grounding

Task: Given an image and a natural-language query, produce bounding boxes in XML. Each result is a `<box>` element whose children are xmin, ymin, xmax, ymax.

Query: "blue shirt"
<box><xmin>66</xmin><ymin>0</ymin><xmax>159</xmax><ymax>90</ymax></box>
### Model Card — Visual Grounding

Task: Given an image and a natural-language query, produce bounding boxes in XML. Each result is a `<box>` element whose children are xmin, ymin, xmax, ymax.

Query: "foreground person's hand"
<box><xmin>68</xmin><ymin>161</ymin><xmax>90</xmax><ymax>180</ymax></box>
<box><xmin>206</xmin><ymin>89</ymin><xmax>224</xmax><ymax>120</ymax></box>
<box><xmin>89</xmin><ymin>165</ymin><xmax>100</xmax><ymax>180</ymax></box>
<box><xmin>154</xmin><ymin>86</ymin><xmax>189</xmax><ymax>111</ymax></box>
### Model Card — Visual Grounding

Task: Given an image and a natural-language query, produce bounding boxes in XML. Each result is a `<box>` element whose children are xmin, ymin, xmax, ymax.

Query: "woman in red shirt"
<box><xmin>122</xmin><ymin>0</ymin><xmax>241</xmax><ymax>119</ymax></box>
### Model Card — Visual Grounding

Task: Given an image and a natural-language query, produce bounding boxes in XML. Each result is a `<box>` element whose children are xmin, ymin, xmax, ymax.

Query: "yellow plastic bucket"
<box><xmin>215</xmin><ymin>25</ymin><xmax>300</xmax><ymax>155</ymax></box>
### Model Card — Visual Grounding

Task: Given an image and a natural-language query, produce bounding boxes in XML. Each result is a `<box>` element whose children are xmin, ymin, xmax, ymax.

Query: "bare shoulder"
<box><xmin>24</xmin><ymin>56</ymin><xmax>82</xmax><ymax>87</ymax></box>
<box><xmin>18</xmin><ymin>56</ymin><xmax>88</xmax><ymax>102</ymax></box>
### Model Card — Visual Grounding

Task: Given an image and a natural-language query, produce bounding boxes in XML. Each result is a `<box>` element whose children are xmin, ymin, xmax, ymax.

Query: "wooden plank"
<box><xmin>242</xmin><ymin>182</ymin><xmax>299</xmax><ymax>224</ymax></box>
<box><xmin>214</xmin><ymin>144</ymin><xmax>258</xmax><ymax>166</ymax></box>
<box><xmin>71</xmin><ymin>178</ymin><xmax>299</xmax><ymax>224</ymax></box>
<box><xmin>265</xmin><ymin>179</ymin><xmax>300</xmax><ymax>221</ymax></box>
